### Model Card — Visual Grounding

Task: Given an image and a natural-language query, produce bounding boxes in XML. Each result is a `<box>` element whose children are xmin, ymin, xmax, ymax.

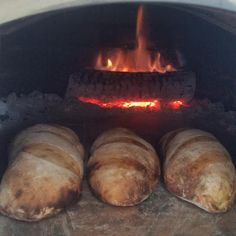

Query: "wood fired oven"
<box><xmin>0</xmin><ymin>1</ymin><xmax>236</xmax><ymax>235</ymax></box>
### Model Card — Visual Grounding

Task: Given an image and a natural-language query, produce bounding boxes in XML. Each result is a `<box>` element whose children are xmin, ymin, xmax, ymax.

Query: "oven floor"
<box><xmin>0</xmin><ymin>182</ymin><xmax>235</xmax><ymax>236</ymax></box>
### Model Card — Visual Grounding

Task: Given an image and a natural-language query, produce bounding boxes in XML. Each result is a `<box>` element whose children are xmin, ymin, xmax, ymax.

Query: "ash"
<box><xmin>0</xmin><ymin>91</ymin><xmax>62</xmax><ymax>130</ymax></box>
<box><xmin>0</xmin><ymin>91</ymin><xmax>236</xmax><ymax>175</ymax></box>
<box><xmin>0</xmin><ymin>91</ymin><xmax>63</xmax><ymax>175</ymax></box>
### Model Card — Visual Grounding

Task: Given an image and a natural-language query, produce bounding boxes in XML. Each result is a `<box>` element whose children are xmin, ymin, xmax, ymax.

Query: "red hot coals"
<box><xmin>79</xmin><ymin>97</ymin><xmax>162</xmax><ymax>111</ymax></box>
<box><xmin>78</xmin><ymin>96</ymin><xmax>188</xmax><ymax>111</ymax></box>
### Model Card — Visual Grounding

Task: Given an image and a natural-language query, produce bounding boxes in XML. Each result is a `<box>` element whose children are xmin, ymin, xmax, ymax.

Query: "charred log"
<box><xmin>66</xmin><ymin>69</ymin><xmax>196</xmax><ymax>101</ymax></box>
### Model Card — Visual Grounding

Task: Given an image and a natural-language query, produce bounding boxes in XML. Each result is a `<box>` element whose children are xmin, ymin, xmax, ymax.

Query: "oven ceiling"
<box><xmin>1</xmin><ymin>0</ymin><xmax>236</xmax><ymax>25</ymax></box>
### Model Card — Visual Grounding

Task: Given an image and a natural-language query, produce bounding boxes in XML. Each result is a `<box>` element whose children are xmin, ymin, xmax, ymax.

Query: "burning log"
<box><xmin>66</xmin><ymin>69</ymin><xmax>196</xmax><ymax>102</ymax></box>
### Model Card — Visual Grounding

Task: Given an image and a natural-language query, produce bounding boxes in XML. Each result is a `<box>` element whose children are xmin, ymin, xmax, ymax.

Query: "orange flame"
<box><xmin>79</xmin><ymin>96</ymin><xmax>161</xmax><ymax>110</ymax></box>
<box><xmin>95</xmin><ymin>5</ymin><xmax>176</xmax><ymax>73</ymax></box>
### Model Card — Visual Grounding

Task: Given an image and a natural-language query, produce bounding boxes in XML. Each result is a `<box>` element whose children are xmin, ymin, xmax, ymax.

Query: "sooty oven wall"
<box><xmin>0</xmin><ymin>3</ymin><xmax>236</xmax><ymax>175</ymax></box>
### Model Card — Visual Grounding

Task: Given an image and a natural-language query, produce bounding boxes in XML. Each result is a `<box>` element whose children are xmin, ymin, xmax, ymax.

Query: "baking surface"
<box><xmin>0</xmin><ymin>182</ymin><xmax>235</xmax><ymax>236</ymax></box>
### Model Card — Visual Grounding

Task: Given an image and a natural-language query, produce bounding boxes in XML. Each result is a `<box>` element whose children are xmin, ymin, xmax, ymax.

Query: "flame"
<box><xmin>79</xmin><ymin>96</ymin><xmax>161</xmax><ymax>110</ymax></box>
<box><xmin>95</xmin><ymin>5</ymin><xmax>177</xmax><ymax>73</ymax></box>
<box><xmin>168</xmin><ymin>100</ymin><xmax>186</xmax><ymax>109</ymax></box>
<box><xmin>107</xmin><ymin>59</ymin><xmax>113</xmax><ymax>68</ymax></box>
<box><xmin>78</xmin><ymin>97</ymin><xmax>186</xmax><ymax>110</ymax></box>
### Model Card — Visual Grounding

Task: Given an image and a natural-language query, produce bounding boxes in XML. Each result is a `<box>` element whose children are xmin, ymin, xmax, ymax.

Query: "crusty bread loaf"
<box><xmin>0</xmin><ymin>124</ymin><xmax>84</xmax><ymax>221</ymax></box>
<box><xmin>88</xmin><ymin>128</ymin><xmax>160</xmax><ymax>206</ymax></box>
<box><xmin>161</xmin><ymin>128</ymin><xmax>236</xmax><ymax>213</ymax></box>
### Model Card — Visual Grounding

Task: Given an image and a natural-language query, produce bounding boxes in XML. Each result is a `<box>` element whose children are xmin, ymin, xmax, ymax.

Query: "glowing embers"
<box><xmin>79</xmin><ymin>97</ymin><xmax>161</xmax><ymax>110</ymax></box>
<box><xmin>78</xmin><ymin>96</ymin><xmax>186</xmax><ymax>111</ymax></box>
<box><xmin>94</xmin><ymin>5</ymin><xmax>178</xmax><ymax>73</ymax></box>
<box><xmin>122</xmin><ymin>100</ymin><xmax>160</xmax><ymax>109</ymax></box>
<box><xmin>169</xmin><ymin>100</ymin><xmax>185</xmax><ymax>110</ymax></box>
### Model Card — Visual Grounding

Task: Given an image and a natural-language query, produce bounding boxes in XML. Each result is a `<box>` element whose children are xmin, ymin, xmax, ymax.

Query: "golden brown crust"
<box><xmin>88</xmin><ymin>128</ymin><xmax>160</xmax><ymax>206</ymax></box>
<box><xmin>9</xmin><ymin>123</ymin><xmax>84</xmax><ymax>163</ymax></box>
<box><xmin>91</xmin><ymin>127</ymin><xmax>156</xmax><ymax>154</ymax></box>
<box><xmin>88</xmin><ymin>158</ymin><xmax>151</xmax><ymax>206</ymax></box>
<box><xmin>21</xmin><ymin>143</ymin><xmax>82</xmax><ymax>177</ymax></box>
<box><xmin>0</xmin><ymin>124</ymin><xmax>84</xmax><ymax>221</ymax></box>
<box><xmin>162</xmin><ymin>128</ymin><xmax>236</xmax><ymax>213</ymax></box>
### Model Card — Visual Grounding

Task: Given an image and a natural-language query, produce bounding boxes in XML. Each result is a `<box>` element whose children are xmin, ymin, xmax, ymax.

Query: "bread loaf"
<box><xmin>161</xmin><ymin>128</ymin><xmax>236</xmax><ymax>213</ymax></box>
<box><xmin>0</xmin><ymin>124</ymin><xmax>84</xmax><ymax>221</ymax></box>
<box><xmin>88</xmin><ymin>128</ymin><xmax>160</xmax><ymax>206</ymax></box>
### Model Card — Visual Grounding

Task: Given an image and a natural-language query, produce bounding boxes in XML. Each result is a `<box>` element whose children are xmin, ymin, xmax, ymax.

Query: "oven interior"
<box><xmin>0</xmin><ymin>3</ymin><xmax>236</xmax><ymax>235</ymax></box>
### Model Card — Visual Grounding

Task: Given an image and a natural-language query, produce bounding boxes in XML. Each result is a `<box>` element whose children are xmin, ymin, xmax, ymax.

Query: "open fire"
<box><xmin>74</xmin><ymin>5</ymin><xmax>192</xmax><ymax>110</ymax></box>
<box><xmin>94</xmin><ymin>5</ymin><xmax>177</xmax><ymax>73</ymax></box>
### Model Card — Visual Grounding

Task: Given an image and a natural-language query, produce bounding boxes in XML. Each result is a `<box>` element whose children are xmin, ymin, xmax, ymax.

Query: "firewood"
<box><xmin>66</xmin><ymin>69</ymin><xmax>196</xmax><ymax>101</ymax></box>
